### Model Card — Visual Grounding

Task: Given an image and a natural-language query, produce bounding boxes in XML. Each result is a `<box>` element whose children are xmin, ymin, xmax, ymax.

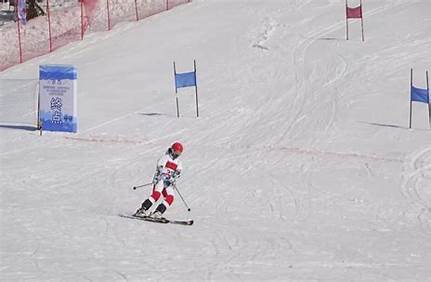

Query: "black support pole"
<box><xmin>427</xmin><ymin>70</ymin><xmax>430</xmax><ymax>129</ymax></box>
<box><xmin>360</xmin><ymin>0</ymin><xmax>364</xmax><ymax>42</ymax></box>
<box><xmin>173</xmin><ymin>61</ymin><xmax>180</xmax><ymax>118</ymax></box>
<box><xmin>409</xmin><ymin>68</ymin><xmax>413</xmax><ymax>129</ymax></box>
<box><xmin>345</xmin><ymin>0</ymin><xmax>349</xmax><ymax>40</ymax></box>
<box><xmin>194</xmin><ymin>60</ymin><xmax>199</xmax><ymax>118</ymax></box>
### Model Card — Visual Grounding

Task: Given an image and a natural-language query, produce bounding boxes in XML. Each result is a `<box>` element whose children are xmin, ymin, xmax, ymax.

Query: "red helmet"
<box><xmin>171</xmin><ymin>142</ymin><xmax>183</xmax><ymax>155</ymax></box>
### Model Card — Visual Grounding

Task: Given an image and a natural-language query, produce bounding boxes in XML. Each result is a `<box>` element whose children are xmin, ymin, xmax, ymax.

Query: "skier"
<box><xmin>134</xmin><ymin>142</ymin><xmax>184</xmax><ymax>219</ymax></box>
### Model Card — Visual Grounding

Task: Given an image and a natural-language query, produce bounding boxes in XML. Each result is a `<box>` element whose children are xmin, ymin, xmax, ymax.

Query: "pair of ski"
<box><xmin>120</xmin><ymin>213</ymin><xmax>193</xmax><ymax>226</ymax></box>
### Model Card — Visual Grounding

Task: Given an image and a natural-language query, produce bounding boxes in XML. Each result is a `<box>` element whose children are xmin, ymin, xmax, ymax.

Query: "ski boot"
<box><xmin>134</xmin><ymin>208</ymin><xmax>149</xmax><ymax>218</ymax></box>
<box><xmin>150</xmin><ymin>211</ymin><xmax>163</xmax><ymax>219</ymax></box>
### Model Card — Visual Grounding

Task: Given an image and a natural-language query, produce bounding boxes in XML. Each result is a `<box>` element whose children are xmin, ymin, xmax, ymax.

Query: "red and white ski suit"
<box><xmin>148</xmin><ymin>152</ymin><xmax>183</xmax><ymax>210</ymax></box>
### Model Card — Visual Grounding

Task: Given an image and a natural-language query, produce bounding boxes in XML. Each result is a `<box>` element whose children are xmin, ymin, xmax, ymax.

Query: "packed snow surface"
<box><xmin>1</xmin><ymin>0</ymin><xmax>431</xmax><ymax>280</ymax></box>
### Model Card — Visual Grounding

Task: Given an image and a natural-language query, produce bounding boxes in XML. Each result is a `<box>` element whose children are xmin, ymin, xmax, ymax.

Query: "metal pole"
<box><xmin>360</xmin><ymin>0</ymin><xmax>364</xmax><ymax>42</ymax></box>
<box><xmin>426</xmin><ymin>70</ymin><xmax>430</xmax><ymax>129</ymax></box>
<box><xmin>174</xmin><ymin>61</ymin><xmax>180</xmax><ymax>118</ymax></box>
<box><xmin>16</xmin><ymin>0</ymin><xmax>23</xmax><ymax>63</ymax></box>
<box><xmin>37</xmin><ymin>80</ymin><xmax>41</xmax><ymax>130</ymax></box>
<box><xmin>173</xmin><ymin>184</ymin><xmax>191</xmax><ymax>212</ymax></box>
<box><xmin>80</xmin><ymin>1</ymin><xmax>84</xmax><ymax>40</ymax></box>
<box><xmin>345</xmin><ymin>0</ymin><xmax>349</xmax><ymax>40</ymax></box>
<box><xmin>106</xmin><ymin>0</ymin><xmax>111</xmax><ymax>31</ymax></box>
<box><xmin>175</xmin><ymin>96</ymin><xmax>180</xmax><ymax>118</ymax></box>
<box><xmin>47</xmin><ymin>0</ymin><xmax>52</xmax><ymax>52</ymax></box>
<box><xmin>134</xmin><ymin>0</ymin><xmax>139</xmax><ymax>21</ymax></box>
<box><xmin>132</xmin><ymin>182</ymin><xmax>153</xmax><ymax>190</ymax></box>
<box><xmin>409</xmin><ymin>68</ymin><xmax>413</xmax><ymax>129</ymax></box>
<box><xmin>194</xmin><ymin>60</ymin><xmax>199</xmax><ymax>118</ymax></box>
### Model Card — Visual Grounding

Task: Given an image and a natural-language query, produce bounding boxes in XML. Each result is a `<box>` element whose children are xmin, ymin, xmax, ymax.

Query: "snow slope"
<box><xmin>1</xmin><ymin>0</ymin><xmax>431</xmax><ymax>280</ymax></box>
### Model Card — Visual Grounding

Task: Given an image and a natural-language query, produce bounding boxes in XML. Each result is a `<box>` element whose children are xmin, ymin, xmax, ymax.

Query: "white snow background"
<box><xmin>1</xmin><ymin>0</ymin><xmax>431</xmax><ymax>280</ymax></box>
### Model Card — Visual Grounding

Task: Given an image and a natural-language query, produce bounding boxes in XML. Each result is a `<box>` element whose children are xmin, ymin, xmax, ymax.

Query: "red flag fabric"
<box><xmin>346</xmin><ymin>6</ymin><xmax>362</xmax><ymax>19</ymax></box>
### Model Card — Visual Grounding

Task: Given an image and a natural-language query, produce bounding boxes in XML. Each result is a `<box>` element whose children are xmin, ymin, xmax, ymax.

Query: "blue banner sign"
<box><xmin>39</xmin><ymin>65</ymin><xmax>78</xmax><ymax>132</ymax></box>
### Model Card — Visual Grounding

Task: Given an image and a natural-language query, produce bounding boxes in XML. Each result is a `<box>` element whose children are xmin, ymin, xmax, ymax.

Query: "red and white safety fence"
<box><xmin>0</xmin><ymin>0</ymin><xmax>191</xmax><ymax>72</ymax></box>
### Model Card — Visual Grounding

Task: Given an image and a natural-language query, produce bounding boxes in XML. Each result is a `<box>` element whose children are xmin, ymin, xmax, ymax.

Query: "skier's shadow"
<box><xmin>0</xmin><ymin>123</ymin><xmax>38</xmax><ymax>131</ymax></box>
<box><xmin>139</xmin><ymin>112</ymin><xmax>165</xmax><ymax>117</ymax></box>
<box><xmin>138</xmin><ymin>112</ymin><xmax>180</xmax><ymax>118</ymax></box>
<box><xmin>317</xmin><ymin>37</ymin><xmax>339</xmax><ymax>41</ymax></box>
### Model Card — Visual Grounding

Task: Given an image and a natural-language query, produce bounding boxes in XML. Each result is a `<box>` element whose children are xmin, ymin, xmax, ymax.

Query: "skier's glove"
<box><xmin>152</xmin><ymin>172</ymin><xmax>160</xmax><ymax>185</ymax></box>
<box><xmin>152</xmin><ymin>176</ymin><xmax>158</xmax><ymax>185</ymax></box>
<box><xmin>172</xmin><ymin>171</ymin><xmax>181</xmax><ymax>181</ymax></box>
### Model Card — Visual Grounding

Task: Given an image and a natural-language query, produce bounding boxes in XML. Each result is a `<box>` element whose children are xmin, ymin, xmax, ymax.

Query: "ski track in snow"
<box><xmin>196</xmin><ymin>1</ymin><xmax>417</xmax><ymax>277</ymax></box>
<box><xmin>401</xmin><ymin>146</ymin><xmax>431</xmax><ymax>235</ymax></box>
<box><xmin>277</xmin><ymin>0</ymin><xmax>404</xmax><ymax>147</ymax></box>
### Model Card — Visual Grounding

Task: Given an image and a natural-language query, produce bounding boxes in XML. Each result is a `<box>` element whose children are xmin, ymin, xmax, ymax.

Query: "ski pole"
<box><xmin>132</xmin><ymin>182</ymin><xmax>153</xmax><ymax>190</ymax></box>
<box><xmin>173</xmin><ymin>184</ymin><xmax>191</xmax><ymax>212</ymax></box>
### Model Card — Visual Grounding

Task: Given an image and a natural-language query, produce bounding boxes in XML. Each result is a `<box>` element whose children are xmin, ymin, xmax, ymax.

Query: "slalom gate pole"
<box><xmin>427</xmin><ymin>70</ymin><xmax>430</xmax><ymax>129</ymax></box>
<box><xmin>173</xmin><ymin>184</ymin><xmax>191</xmax><ymax>212</ymax></box>
<box><xmin>173</xmin><ymin>61</ymin><xmax>180</xmax><ymax>118</ymax></box>
<box><xmin>409</xmin><ymin>68</ymin><xmax>413</xmax><ymax>128</ymax></box>
<box><xmin>345</xmin><ymin>0</ymin><xmax>349</xmax><ymax>40</ymax></box>
<box><xmin>360</xmin><ymin>0</ymin><xmax>364</xmax><ymax>42</ymax></box>
<box><xmin>194</xmin><ymin>59</ymin><xmax>199</xmax><ymax>118</ymax></box>
<box><xmin>132</xmin><ymin>182</ymin><xmax>153</xmax><ymax>190</ymax></box>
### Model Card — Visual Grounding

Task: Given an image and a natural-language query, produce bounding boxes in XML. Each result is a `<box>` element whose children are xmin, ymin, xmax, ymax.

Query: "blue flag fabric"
<box><xmin>411</xmin><ymin>86</ymin><xmax>429</xmax><ymax>103</ymax></box>
<box><xmin>40</xmin><ymin>65</ymin><xmax>78</xmax><ymax>80</ymax></box>
<box><xmin>175</xmin><ymin>72</ymin><xmax>196</xmax><ymax>89</ymax></box>
<box><xmin>17</xmin><ymin>0</ymin><xmax>27</xmax><ymax>25</ymax></box>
